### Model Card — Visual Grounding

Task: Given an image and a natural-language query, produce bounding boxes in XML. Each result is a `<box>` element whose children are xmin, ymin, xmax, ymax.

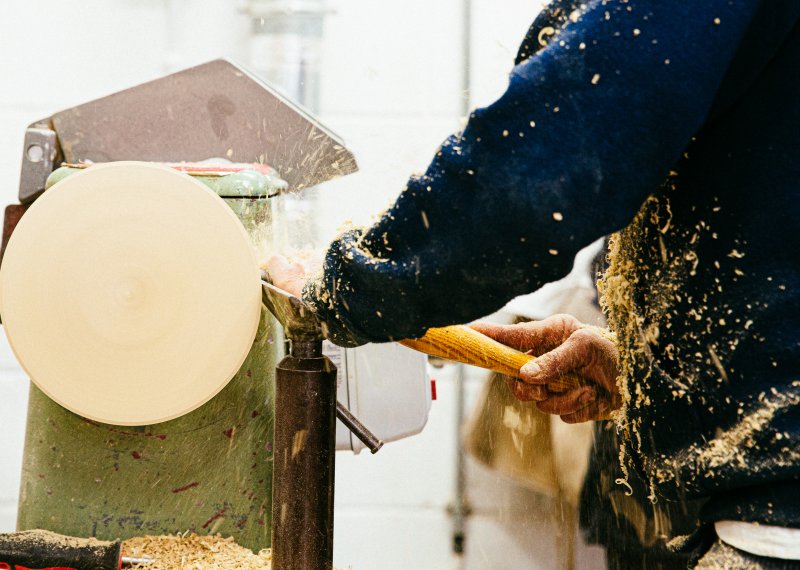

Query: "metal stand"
<box><xmin>263</xmin><ymin>280</ymin><xmax>383</xmax><ymax>568</ymax></box>
<box><xmin>271</xmin><ymin>340</ymin><xmax>337</xmax><ymax>570</ymax></box>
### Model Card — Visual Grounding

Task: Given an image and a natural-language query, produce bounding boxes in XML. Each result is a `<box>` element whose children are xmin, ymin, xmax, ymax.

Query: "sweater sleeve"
<box><xmin>305</xmin><ymin>0</ymin><xmax>760</xmax><ymax>347</ymax></box>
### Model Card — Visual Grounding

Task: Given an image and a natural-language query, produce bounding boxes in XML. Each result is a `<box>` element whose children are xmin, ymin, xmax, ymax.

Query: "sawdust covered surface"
<box><xmin>12</xmin><ymin>528</ymin><xmax>114</xmax><ymax>549</ymax></box>
<box><xmin>598</xmin><ymin>179</ymin><xmax>800</xmax><ymax>500</ymax></box>
<box><xmin>123</xmin><ymin>534</ymin><xmax>351</xmax><ymax>570</ymax></box>
<box><xmin>123</xmin><ymin>534</ymin><xmax>272</xmax><ymax>570</ymax></box>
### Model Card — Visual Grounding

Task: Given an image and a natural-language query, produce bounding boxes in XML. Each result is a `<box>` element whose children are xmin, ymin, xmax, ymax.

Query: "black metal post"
<box><xmin>271</xmin><ymin>339</ymin><xmax>337</xmax><ymax>570</ymax></box>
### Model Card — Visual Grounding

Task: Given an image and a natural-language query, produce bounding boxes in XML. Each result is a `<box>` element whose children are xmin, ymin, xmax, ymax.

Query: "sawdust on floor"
<box><xmin>122</xmin><ymin>534</ymin><xmax>350</xmax><ymax>570</ymax></box>
<box><xmin>123</xmin><ymin>534</ymin><xmax>272</xmax><ymax>570</ymax></box>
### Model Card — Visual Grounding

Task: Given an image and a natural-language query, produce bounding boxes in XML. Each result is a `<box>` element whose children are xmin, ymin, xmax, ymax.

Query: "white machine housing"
<box><xmin>323</xmin><ymin>341</ymin><xmax>432</xmax><ymax>454</ymax></box>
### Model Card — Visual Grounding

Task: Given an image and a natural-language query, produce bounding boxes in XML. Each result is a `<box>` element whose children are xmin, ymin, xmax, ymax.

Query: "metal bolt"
<box><xmin>26</xmin><ymin>143</ymin><xmax>44</xmax><ymax>163</ymax></box>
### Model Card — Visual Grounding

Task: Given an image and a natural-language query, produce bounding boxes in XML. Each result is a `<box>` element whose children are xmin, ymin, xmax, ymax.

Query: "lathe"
<box><xmin>0</xmin><ymin>58</ymin><xmax>579</xmax><ymax>569</ymax></box>
<box><xmin>0</xmin><ymin>59</ymin><xmax>386</xmax><ymax>569</ymax></box>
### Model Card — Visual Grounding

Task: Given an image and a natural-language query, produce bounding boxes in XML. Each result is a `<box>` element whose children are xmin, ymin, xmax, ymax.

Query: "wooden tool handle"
<box><xmin>400</xmin><ymin>325</ymin><xmax>582</xmax><ymax>392</ymax></box>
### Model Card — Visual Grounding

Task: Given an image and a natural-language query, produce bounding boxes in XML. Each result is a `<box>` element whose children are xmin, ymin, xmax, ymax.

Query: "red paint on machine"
<box><xmin>201</xmin><ymin>509</ymin><xmax>227</xmax><ymax>529</ymax></box>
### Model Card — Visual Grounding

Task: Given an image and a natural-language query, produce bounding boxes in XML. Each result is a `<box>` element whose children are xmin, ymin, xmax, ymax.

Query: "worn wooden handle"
<box><xmin>400</xmin><ymin>324</ymin><xmax>582</xmax><ymax>392</ymax></box>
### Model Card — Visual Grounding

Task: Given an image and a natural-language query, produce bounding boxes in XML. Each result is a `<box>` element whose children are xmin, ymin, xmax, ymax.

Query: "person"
<box><xmin>266</xmin><ymin>0</ymin><xmax>800</xmax><ymax>567</ymax></box>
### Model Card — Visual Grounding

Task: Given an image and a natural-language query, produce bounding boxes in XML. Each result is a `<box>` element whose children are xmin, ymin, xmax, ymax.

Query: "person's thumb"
<box><xmin>519</xmin><ymin>330</ymin><xmax>592</xmax><ymax>385</ymax></box>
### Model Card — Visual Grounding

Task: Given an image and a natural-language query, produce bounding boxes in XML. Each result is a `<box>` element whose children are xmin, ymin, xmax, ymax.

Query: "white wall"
<box><xmin>313</xmin><ymin>0</ymin><xmax>549</xmax><ymax>243</ymax></box>
<box><xmin>0</xmin><ymin>1</ymin><xmax>607</xmax><ymax>568</ymax></box>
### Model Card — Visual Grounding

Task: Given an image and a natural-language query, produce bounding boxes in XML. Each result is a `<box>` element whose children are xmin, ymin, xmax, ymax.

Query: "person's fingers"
<box><xmin>471</xmin><ymin>314</ymin><xmax>582</xmax><ymax>355</ymax></box>
<box><xmin>264</xmin><ymin>255</ymin><xmax>306</xmax><ymax>297</ymax></box>
<box><xmin>264</xmin><ymin>254</ymin><xmax>289</xmax><ymax>272</ymax></box>
<box><xmin>505</xmin><ymin>377</ymin><xmax>548</xmax><ymax>402</ymax></box>
<box><xmin>519</xmin><ymin>330</ymin><xmax>594</xmax><ymax>385</ymax></box>
<box><xmin>535</xmin><ymin>386</ymin><xmax>596</xmax><ymax>416</ymax></box>
<box><xmin>560</xmin><ymin>401</ymin><xmax>610</xmax><ymax>424</ymax></box>
<box><xmin>588</xmin><ymin>336</ymin><xmax>621</xmax><ymax>395</ymax></box>
<box><xmin>520</xmin><ymin>327</ymin><xmax>620</xmax><ymax>394</ymax></box>
<box><xmin>508</xmin><ymin>378</ymin><xmax>532</xmax><ymax>401</ymax></box>
<box><xmin>265</xmin><ymin>254</ymin><xmax>303</xmax><ymax>277</ymax></box>
<box><xmin>470</xmin><ymin>322</ymin><xmax>531</xmax><ymax>351</ymax></box>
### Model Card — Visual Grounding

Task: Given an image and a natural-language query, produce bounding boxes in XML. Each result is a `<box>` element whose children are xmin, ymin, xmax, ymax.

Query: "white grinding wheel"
<box><xmin>0</xmin><ymin>162</ymin><xmax>262</xmax><ymax>425</ymax></box>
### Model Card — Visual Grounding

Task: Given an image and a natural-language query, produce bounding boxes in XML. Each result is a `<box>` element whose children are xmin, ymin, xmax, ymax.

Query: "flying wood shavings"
<box><xmin>537</xmin><ymin>26</ymin><xmax>556</xmax><ymax>46</ymax></box>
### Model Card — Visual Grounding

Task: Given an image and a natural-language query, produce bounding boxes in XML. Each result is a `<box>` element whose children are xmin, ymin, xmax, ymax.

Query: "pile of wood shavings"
<box><xmin>122</xmin><ymin>534</ymin><xmax>272</xmax><ymax>570</ymax></box>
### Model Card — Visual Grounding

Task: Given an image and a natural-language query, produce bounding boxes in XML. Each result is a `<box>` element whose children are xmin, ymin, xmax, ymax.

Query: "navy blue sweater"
<box><xmin>305</xmin><ymin>0</ymin><xmax>800</xmax><ymax>527</ymax></box>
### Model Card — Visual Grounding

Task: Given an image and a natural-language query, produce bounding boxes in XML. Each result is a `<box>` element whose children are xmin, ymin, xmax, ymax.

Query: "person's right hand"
<box><xmin>471</xmin><ymin>314</ymin><xmax>622</xmax><ymax>423</ymax></box>
<box><xmin>263</xmin><ymin>255</ymin><xmax>307</xmax><ymax>298</ymax></box>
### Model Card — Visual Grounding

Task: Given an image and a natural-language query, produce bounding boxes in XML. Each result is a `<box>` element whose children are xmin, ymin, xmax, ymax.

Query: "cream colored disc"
<box><xmin>0</xmin><ymin>162</ymin><xmax>262</xmax><ymax>425</ymax></box>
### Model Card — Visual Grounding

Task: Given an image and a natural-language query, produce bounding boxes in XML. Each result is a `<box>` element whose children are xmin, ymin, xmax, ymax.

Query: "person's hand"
<box><xmin>263</xmin><ymin>255</ymin><xmax>307</xmax><ymax>298</ymax></box>
<box><xmin>471</xmin><ymin>314</ymin><xmax>621</xmax><ymax>423</ymax></box>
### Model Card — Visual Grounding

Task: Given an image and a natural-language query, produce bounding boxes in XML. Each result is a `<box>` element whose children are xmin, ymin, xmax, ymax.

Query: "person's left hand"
<box><xmin>472</xmin><ymin>315</ymin><xmax>622</xmax><ymax>423</ymax></box>
<box><xmin>263</xmin><ymin>255</ymin><xmax>306</xmax><ymax>298</ymax></box>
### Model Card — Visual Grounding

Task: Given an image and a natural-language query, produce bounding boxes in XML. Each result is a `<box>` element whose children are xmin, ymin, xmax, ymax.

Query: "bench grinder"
<box><xmin>0</xmin><ymin>58</ymin><xmax>370</xmax><ymax>567</ymax></box>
